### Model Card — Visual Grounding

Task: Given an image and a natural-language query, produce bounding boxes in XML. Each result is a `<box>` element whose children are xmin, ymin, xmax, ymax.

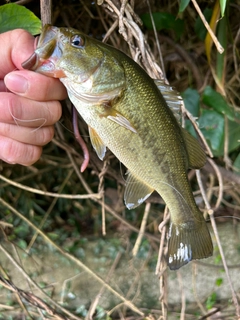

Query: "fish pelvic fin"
<box><xmin>89</xmin><ymin>126</ymin><xmax>106</xmax><ymax>160</ymax></box>
<box><xmin>167</xmin><ymin>219</ymin><xmax>213</xmax><ymax>270</ymax></box>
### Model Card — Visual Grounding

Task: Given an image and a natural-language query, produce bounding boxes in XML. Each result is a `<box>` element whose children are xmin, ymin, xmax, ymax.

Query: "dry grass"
<box><xmin>1</xmin><ymin>0</ymin><xmax>240</xmax><ymax>319</ymax></box>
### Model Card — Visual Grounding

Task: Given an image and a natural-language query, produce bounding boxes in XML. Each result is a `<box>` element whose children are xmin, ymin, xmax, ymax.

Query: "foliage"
<box><xmin>141</xmin><ymin>3</ymin><xmax>240</xmax><ymax>166</ymax></box>
<box><xmin>206</xmin><ymin>292</ymin><xmax>218</xmax><ymax>310</ymax></box>
<box><xmin>141</xmin><ymin>12</ymin><xmax>184</xmax><ymax>38</ymax></box>
<box><xmin>179</xmin><ymin>0</ymin><xmax>191</xmax><ymax>13</ymax></box>
<box><xmin>179</xmin><ymin>0</ymin><xmax>228</xmax><ymax>17</ymax></box>
<box><xmin>0</xmin><ymin>3</ymin><xmax>41</xmax><ymax>34</ymax></box>
<box><xmin>182</xmin><ymin>87</ymin><xmax>240</xmax><ymax>159</ymax></box>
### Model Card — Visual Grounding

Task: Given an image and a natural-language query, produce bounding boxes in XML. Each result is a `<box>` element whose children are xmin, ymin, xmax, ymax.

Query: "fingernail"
<box><xmin>4</xmin><ymin>73</ymin><xmax>28</xmax><ymax>94</ymax></box>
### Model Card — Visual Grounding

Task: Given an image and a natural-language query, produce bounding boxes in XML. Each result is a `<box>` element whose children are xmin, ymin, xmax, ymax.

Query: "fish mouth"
<box><xmin>22</xmin><ymin>25</ymin><xmax>66</xmax><ymax>78</ymax></box>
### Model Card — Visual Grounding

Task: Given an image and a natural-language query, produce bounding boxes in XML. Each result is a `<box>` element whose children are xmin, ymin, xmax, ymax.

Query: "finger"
<box><xmin>0</xmin><ymin>123</ymin><xmax>54</xmax><ymax>146</ymax></box>
<box><xmin>0</xmin><ymin>80</ymin><xmax>7</xmax><ymax>92</ymax></box>
<box><xmin>0</xmin><ymin>136</ymin><xmax>42</xmax><ymax>166</ymax></box>
<box><xmin>0</xmin><ymin>92</ymin><xmax>62</xmax><ymax>127</ymax></box>
<box><xmin>4</xmin><ymin>70</ymin><xmax>67</xmax><ymax>101</ymax></box>
<box><xmin>0</xmin><ymin>29</ymin><xmax>35</xmax><ymax>78</ymax></box>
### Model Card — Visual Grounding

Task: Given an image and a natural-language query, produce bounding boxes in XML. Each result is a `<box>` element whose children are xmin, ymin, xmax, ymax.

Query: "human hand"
<box><xmin>0</xmin><ymin>29</ymin><xmax>67</xmax><ymax>166</ymax></box>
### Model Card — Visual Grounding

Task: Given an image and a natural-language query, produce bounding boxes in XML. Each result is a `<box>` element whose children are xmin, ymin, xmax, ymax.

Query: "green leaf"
<box><xmin>182</xmin><ymin>88</ymin><xmax>200</xmax><ymax>138</ymax></box>
<box><xmin>141</xmin><ymin>12</ymin><xmax>184</xmax><ymax>38</ymax></box>
<box><xmin>216</xmin><ymin>16</ymin><xmax>227</xmax><ymax>81</ymax></box>
<box><xmin>0</xmin><ymin>3</ymin><xmax>41</xmax><ymax>35</ymax></box>
<box><xmin>202</xmin><ymin>86</ymin><xmax>235</xmax><ymax>121</ymax></box>
<box><xmin>233</xmin><ymin>153</ymin><xmax>240</xmax><ymax>173</ymax></box>
<box><xmin>206</xmin><ymin>292</ymin><xmax>217</xmax><ymax>310</ymax></box>
<box><xmin>17</xmin><ymin>239</ymin><xmax>27</xmax><ymax>250</ymax></box>
<box><xmin>182</xmin><ymin>88</ymin><xmax>200</xmax><ymax>116</ymax></box>
<box><xmin>215</xmin><ymin>278</ymin><xmax>223</xmax><ymax>286</ymax></box>
<box><xmin>179</xmin><ymin>0</ymin><xmax>190</xmax><ymax>13</ymax></box>
<box><xmin>220</xmin><ymin>0</ymin><xmax>227</xmax><ymax>17</ymax></box>
<box><xmin>199</xmin><ymin>109</ymin><xmax>240</xmax><ymax>156</ymax></box>
<box><xmin>222</xmin><ymin>120</ymin><xmax>240</xmax><ymax>154</ymax></box>
<box><xmin>198</xmin><ymin>109</ymin><xmax>224</xmax><ymax>156</ymax></box>
<box><xmin>194</xmin><ymin>8</ymin><xmax>212</xmax><ymax>40</ymax></box>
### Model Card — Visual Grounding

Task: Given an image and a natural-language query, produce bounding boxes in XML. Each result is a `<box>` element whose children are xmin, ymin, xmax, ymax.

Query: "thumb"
<box><xmin>0</xmin><ymin>29</ymin><xmax>35</xmax><ymax>78</ymax></box>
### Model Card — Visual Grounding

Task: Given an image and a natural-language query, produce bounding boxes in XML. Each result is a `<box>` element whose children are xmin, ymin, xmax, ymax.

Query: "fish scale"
<box><xmin>22</xmin><ymin>25</ymin><xmax>213</xmax><ymax>270</ymax></box>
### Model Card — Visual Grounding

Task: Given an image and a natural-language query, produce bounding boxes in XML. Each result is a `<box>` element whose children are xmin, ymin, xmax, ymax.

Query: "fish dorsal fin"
<box><xmin>181</xmin><ymin>128</ymin><xmax>206</xmax><ymax>169</ymax></box>
<box><xmin>89</xmin><ymin>126</ymin><xmax>106</xmax><ymax>160</ymax></box>
<box><xmin>124</xmin><ymin>171</ymin><xmax>154</xmax><ymax>209</ymax></box>
<box><xmin>154</xmin><ymin>79</ymin><xmax>183</xmax><ymax>124</ymax></box>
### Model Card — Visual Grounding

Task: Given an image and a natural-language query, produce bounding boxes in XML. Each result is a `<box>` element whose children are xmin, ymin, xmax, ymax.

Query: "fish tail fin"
<box><xmin>167</xmin><ymin>218</ymin><xmax>213</xmax><ymax>270</ymax></box>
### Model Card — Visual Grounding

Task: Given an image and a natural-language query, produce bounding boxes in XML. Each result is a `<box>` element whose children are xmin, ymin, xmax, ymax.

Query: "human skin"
<box><xmin>0</xmin><ymin>29</ymin><xmax>67</xmax><ymax>165</ymax></box>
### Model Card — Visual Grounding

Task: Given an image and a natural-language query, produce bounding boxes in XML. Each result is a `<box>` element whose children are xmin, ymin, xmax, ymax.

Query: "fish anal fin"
<box><xmin>167</xmin><ymin>219</ymin><xmax>213</xmax><ymax>270</ymax></box>
<box><xmin>89</xmin><ymin>126</ymin><xmax>106</xmax><ymax>160</ymax></box>
<box><xmin>124</xmin><ymin>171</ymin><xmax>154</xmax><ymax>209</ymax></box>
<box><xmin>181</xmin><ymin>128</ymin><xmax>207</xmax><ymax>169</ymax></box>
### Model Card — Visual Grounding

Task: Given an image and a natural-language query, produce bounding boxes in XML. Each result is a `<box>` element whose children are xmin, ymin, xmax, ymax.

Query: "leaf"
<box><xmin>233</xmin><ymin>153</ymin><xmax>240</xmax><ymax>173</ymax></box>
<box><xmin>220</xmin><ymin>0</ymin><xmax>227</xmax><ymax>17</ymax></box>
<box><xmin>141</xmin><ymin>12</ymin><xmax>184</xmax><ymax>38</ymax></box>
<box><xmin>205</xmin><ymin>2</ymin><xmax>220</xmax><ymax>64</ymax></box>
<box><xmin>202</xmin><ymin>86</ymin><xmax>235</xmax><ymax>121</ymax></box>
<box><xmin>215</xmin><ymin>278</ymin><xmax>223</xmax><ymax>286</ymax></box>
<box><xmin>222</xmin><ymin>120</ymin><xmax>240</xmax><ymax>154</ymax></box>
<box><xmin>0</xmin><ymin>3</ymin><xmax>41</xmax><ymax>35</ymax></box>
<box><xmin>179</xmin><ymin>0</ymin><xmax>190</xmax><ymax>13</ymax></box>
<box><xmin>206</xmin><ymin>292</ymin><xmax>217</xmax><ymax>310</ymax></box>
<box><xmin>182</xmin><ymin>88</ymin><xmax>200</xmax><ymax>138</ymax></box>
<box><xmin>198</xmin><ymin>109</ymin><xmax>224</xmax><ymax>156</ymax></box>
<box><xmin>216</xmin><ymin>15</ymin><xmax>227</xmax><ymax>82</ymax></box>
<box><xmin>199</xmin><ymin>109</ymin><xmax>240</xmax><ymax>156</ymax></box>
<box><xmin>194</xmin><ymin>8</ymin><xmax>212</xmax><ymax>41</ymax></box>
<box><xmin>182</xmin><ymin>88</ymin><xmax>200</xmax><ymax>117</ymax></box>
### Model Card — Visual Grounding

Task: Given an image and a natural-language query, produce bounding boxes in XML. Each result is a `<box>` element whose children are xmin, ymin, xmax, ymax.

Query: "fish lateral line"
<box><xmin>22</xmin><ymin>24</ymin><xmax>213</xmax><ymax>270</ymax></box>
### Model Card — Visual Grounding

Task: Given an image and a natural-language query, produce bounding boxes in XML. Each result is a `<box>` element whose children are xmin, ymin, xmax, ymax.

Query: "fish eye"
<box><xmin>70</xmin><ymin>34</ymin><xmax>85</xmax><ymax>48</ymax></box>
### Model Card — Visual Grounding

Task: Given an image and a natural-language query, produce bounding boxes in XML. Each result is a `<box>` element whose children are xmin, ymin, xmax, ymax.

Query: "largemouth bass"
<box><xmin>22</xmin><ymin>25</ymin><xmax>213</xmax><ymax>270</ymax></box>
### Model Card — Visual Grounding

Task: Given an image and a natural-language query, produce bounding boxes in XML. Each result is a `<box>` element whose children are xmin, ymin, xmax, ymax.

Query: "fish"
<box><xmin>22</xmin><ymin>25</ymin><xmax>213</xmax><ymax>270</ymax></box>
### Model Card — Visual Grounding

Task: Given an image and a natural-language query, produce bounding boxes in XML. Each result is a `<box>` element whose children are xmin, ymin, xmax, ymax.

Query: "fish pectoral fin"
<box><xmin>124</xmin><ymin>171</ymin><xmax>154</xmax><ymax>209</ymax></box>
<box><xmin>167</xmin><ymin>219</ymin><xmax>213</xmax><ymax>270</ymax></box>
<box><xmin>101</xmin><ymin>107</ymin><xmax>137</xmax><ymax>133</ymax></box>
<box><xmin>181</xmin><ymin>128</ymin><xmax>207</xmax><ymax>169</ymax></box>
<box><xmin>89</xmin><ymin>126</ymin><xmax>106</xmax><ymax>160</ymax></box>
<box><xmin>107</xmin><ymin>112</ymin><xmax>137</xmax><ymax>133</ymax></box>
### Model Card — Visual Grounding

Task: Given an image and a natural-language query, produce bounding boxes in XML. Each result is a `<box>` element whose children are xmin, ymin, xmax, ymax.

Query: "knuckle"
<box><xmin>6</xmin><ymin>94</ymin><xmax>24</xmax><ymax>122</ymax></box>
<box><xmin>0</xmin><ymin>123</ymin><xmax>12</xmax><ymax>138</ymax></box>
<box><xmin>22</xmin><ymin>146</ymin><xmax>42</xmax><ymax>166</ymax></box>
<box><xmin>36</xmin><ymin>126</ymin><xmax>54</xmax><ymax>146</ymax></box>
<box><xmin>0</xmin><ymin>137</ymin><xmax>42</xmax><ymax>165</ymax></box>
<box><xmin>53</xmin><ymin>101</ymin><xmax>62</xmax><ymax>121</ymax></box>
<box><xmin>1</xmin><ymin>138</ymin><xmax>21</xmax><ymax>164</ymax></box>
<box><xmin>44</xmin><ymin>101</ymin><xmax>62</xmax><ymax>124</ymax></box>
